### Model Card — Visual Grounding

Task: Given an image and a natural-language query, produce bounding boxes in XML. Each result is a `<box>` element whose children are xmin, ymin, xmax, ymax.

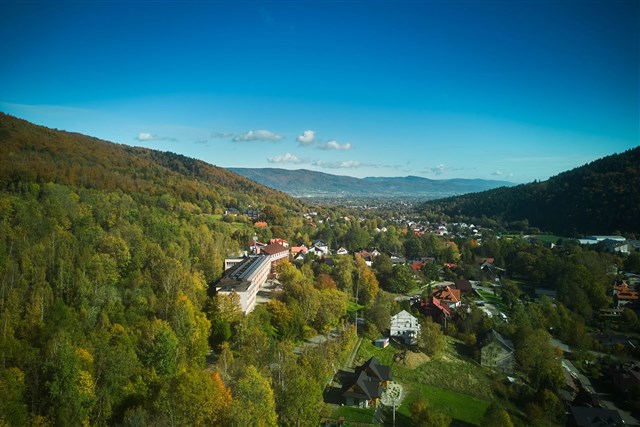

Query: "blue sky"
<box><xmin>1</xmin><ymin>0</ymin><xmax>638</xmax><ymax>183</ymax></box>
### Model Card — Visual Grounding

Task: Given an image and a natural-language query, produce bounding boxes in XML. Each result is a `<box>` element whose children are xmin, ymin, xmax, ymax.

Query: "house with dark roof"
<box><xmin>342</xmin><ymin>357</ymin><xmax>392</xmax><ymax>408</ymax></box>
<box><xmin>611</xmin><ymin>361</ymin><xmax>640</xmax><ymax>394</ymax></box>
<box><xmin>569</xmin><ymin>406</ymin><xmax>623</xmax><ymax>427</ymax></box>
<box><xmin>480</xmin><ymin>329</ymin><xmax>515</xmax><ymax>374</ymax></box>
<box><xmin>454</xmin><ymin>279</ymin><xmax>473</xmax><ymax>295</ymax></box>
<box><xmin>418</xmin><ymin>297</ymin><xmax>451</xmax><ymax>324</ymax></box>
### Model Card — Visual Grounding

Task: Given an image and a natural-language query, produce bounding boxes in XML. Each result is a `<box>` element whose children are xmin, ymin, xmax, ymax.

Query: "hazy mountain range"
<box><xmin>228</xmin><ymin>168</ymin><xmax>514</xmax><ymax>199</ymax></box>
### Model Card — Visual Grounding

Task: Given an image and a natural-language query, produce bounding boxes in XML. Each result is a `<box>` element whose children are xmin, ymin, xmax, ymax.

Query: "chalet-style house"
<box><xmin>342</xmin><ymin>357</ymin><xmax>393</xmax><ymax>408</ymax></box>
<box><xmin>480</xmin><ymin>329</ymin><xmax>515</xmax><ymax>374</ymax></box>
<box><xmin>390</xmin><ymin>310</ymin><xmax>421</xmax><ymax>345</ymax></box>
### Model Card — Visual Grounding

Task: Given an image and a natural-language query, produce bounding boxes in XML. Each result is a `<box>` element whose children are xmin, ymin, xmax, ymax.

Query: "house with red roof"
<box><xmin>418</xmin><ymin>296</ymin><xmax>451</xmax><ymax>324</ymax></box>
<box><xmin>432</xmin><ymin>285</ymin><xmax>461</xmax><ymax>309</ymax></box>
<box><xmin>613</xmin><ymin>282</ymin><xmax>639</xmax><ymax>309</ymax></box>
<box><xmin>269</xmin><ymin>238</ymin><xmax>289</xmax><ymax>247</ymax></box>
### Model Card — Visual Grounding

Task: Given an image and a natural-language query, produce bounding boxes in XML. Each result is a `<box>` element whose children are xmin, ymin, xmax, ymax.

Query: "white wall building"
<box><xmin>217</xmin><ymin>256</ymin><xmax>271</xmax><ymax>315</ymax></box>
<box><xmin>390</xmin><ymin>310</ymin><xmax>421</xmax><ymax>345</ymax></box>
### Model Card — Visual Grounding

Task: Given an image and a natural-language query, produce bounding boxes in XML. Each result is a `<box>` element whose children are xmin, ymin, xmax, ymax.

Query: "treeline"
<box><xmin>422</xmin><ymin>147</ymin><xmax>640</xmax><ymax>236</ymax></box>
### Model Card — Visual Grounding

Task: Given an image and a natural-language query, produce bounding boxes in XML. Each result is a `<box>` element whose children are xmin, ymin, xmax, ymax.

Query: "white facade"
<box><xmin>217</xmin><ymin>256</ymin><xmax>271</xmax><ymax>315</ymax></box>
<box><xmin>390</xmin><ymin>310</ymin><xmax>421</xmax><ymax>345</ymax></box>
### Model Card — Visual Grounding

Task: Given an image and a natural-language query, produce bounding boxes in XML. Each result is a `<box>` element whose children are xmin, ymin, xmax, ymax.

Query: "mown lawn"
<box><xmin>399</xmin><ymin>383</ymin><xmax>490</xmax><ymax>426</ymax></box>
<box><xmin>333</xmin><ymin>406</ymin><xmax>376</xmax><ymax>425</ymax></box>
<box><xmin>353</xmin><ymin>337</ymin><xmax>493</xmax><ymax>426</ymax></box>
<box><xmin>475</xmin><ymin>289</ymin><xmax>507</xmax><ymax>312</ymax></box>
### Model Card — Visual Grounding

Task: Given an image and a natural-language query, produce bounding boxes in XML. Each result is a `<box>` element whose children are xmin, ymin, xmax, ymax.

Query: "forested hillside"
<box><xmin>422</xmin><ymin>147</ymin><xmax>640</xmax><ymax>236</ymax></box>
<box><xmin>0</xmin><ymin>114</ymin><xmax>314</xmax><ymax>425</ymax></box>
<box><xmin>0</xmin><ymin>113</ymin><xmax>300</xmax><ymax>213</ymax></box>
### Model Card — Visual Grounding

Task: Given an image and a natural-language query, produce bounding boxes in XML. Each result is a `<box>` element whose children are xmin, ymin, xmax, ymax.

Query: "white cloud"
<box><xmin>313</xmin><ymin>160</ymin><xmax>361</xmax><ymax>169</ymax></box>
<box><xmin>135</xmin><ymin>132</ymin><xmax>177</xmax><ymax>142</ymax></box>
<box><xmin>137</xmin><ymin>132</ymin><xmax>154</xmax><ymax>141</ymax></box>
<box><xmin>233</xmin><ymin>130</ymin><xmax>283</xmax><ymax>142</ymax></box>
<box><xmin>492</xmin><ymin>170</ymin><xmax>514</xmax><ymax>178</ymax></box>
<box><xmin>296</xmin><ymin>130</ymin><xmax>316</xmax><ymax>146</ymax></box>
<box><xmin>320</xmin><ymin>140</ymin><xmax>352</xmax><ymax>151</ymax></box>
<box><xmin>267</xmin><ymin>153</ymin><xmax>306</xmax><ymax>164</ymax></box>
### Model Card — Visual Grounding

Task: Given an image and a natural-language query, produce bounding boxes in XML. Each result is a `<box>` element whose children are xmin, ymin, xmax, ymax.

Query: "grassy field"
<box><xmin>475</xmin><ymin>289</ymin><xmax>508</xmax><ymax>312</ymax></box>
<box><xmin>333</xmin><ymin>406</ymin><xmax>376</xmax><ymax>425</ymax></box>
<box><xmin>399</xmin><ymin>384</ymin><xmax>490</xmax><ymax>425</ymax></box>
<box><xmin>347</xmin><ymin>337</ymin><xmax>493</xmax><ymax>426</ymax></box>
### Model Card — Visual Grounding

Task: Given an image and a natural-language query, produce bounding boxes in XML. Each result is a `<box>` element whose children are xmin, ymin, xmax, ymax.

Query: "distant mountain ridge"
<box><xmin>228</xmin><ymin>167</ymin><xmax>514</xmax><ymax>199</ymax></box>
<box><xmin>422</xmin><ymin>147</ymin><xmax>640</xmax><ymax>236</ymax></box>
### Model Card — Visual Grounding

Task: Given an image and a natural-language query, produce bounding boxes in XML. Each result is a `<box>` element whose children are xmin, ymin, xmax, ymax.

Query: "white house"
<box><xmin>312</xmin><ymin>240</ymin><xmax>330</xmax><ymax>256</ymax></box>
<box><xmin>390</xmin><ymin>310</ymin><xmax>421</xmax><ymax>345</ymax></box>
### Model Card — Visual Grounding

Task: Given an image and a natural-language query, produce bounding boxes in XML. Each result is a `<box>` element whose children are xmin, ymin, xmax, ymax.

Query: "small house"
<box><xmin>374</xmin><ymin>337</ymin><xmax>389</xmax><ymax>348</ymax></box>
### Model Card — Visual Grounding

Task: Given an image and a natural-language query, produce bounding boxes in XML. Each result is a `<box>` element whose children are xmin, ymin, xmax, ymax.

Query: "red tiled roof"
<box><xmin>430</xmin><ymin>297</ymin><xmax>451</xmax><ymax>316</ymax></box>
<box><xmin>411</xmin><ymin>261</ymin><xmax>426</xmax><ymax>271</ymax></box>
<box><xmin>433</xmin><ymin>286</ymin><xmax>461</xmax><ymax>303</ymax></box>
<box><xmin>254</xmin><ymin>221</ymin><xmax>268</xmax><ymax>227</ymax></box>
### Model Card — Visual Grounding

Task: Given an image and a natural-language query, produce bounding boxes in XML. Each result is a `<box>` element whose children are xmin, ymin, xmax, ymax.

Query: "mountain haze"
<box><xmin>229</xmin><ymin>167</ymin><xmax>514</xmax><ymax>199</ymax></box>
<box><xmin>422</xmin><ymin>147</ymin><xmax>640</xmax><ymax>236</ymax></box>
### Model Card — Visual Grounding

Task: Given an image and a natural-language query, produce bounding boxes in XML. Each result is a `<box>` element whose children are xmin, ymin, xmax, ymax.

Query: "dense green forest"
<box><xmin>0</xmin><ymin>114</ymin><xmax>326</xmax><ymax>425</ymax></box>
<box><xmin>421</xmin><ymin>147</ymin><xmax>640</xmax><ymax>236</ymax></box>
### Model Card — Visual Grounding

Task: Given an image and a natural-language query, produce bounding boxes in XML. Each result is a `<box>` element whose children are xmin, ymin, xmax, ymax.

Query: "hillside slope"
<box><xmin>422</xmin><ymin>147</ymin><xmax>640</xmax><ymax>236</ymax></box>
<box><xmin>229</xmin><ymin>167</ymin><xmax>513</xmax><ymax>199</ymax></box>
<box><xmin>0</xmin><ymin>113</ymin><xmax>300</xmax><ymax>212</ymax></box>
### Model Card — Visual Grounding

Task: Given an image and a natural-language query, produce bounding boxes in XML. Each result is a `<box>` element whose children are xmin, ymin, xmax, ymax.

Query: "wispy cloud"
<box><xmin>296</xmin><ymin>130</ymin><xmax>316</xmax><ymax>146</ymax></box>
<box><xmin>135</xmin><ymin>132</ymin><xmax>177</xmax><ymax>142</ymax></box>
<box><xmin>194</xmin><ymin>139</ymin><xmax>208</xmax><ymax>145</ymax></box>
<box><xmin>267</xmin><ymin>153</ymin><xmax>307</xmax><ymax>164</ymax></box>
<box><xmin>313</xmin><ymin>160</ymin><xmax>361</xmax><ymax>169</ymax></box>
<box><xmin>212</xmin><ymin>131</ymin><xmax>234</xmax><ymax>139</ymax></box>
<box><xmin>233</xmin><ymin>130</ymin><xmax>283</xmax><ymax>142</ymax></box>
<box><xmin>266</xmin><ymin>153</ymin><xmax>364</xmax><ymax>169</ymax></box>
<box><xmin>320</xmin><ymin>140</ymin><xmax>352</xmax><ymax>151</ymax></box>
